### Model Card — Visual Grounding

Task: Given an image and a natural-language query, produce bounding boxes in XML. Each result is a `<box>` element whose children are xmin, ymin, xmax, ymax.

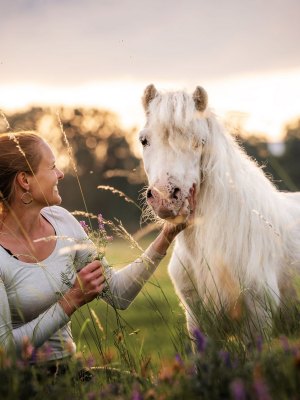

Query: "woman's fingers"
<box><xmin>64</xmin><ymin>259</ymin><xmax>109</xmax><ymax>310</ymax></box>
<box><xmin>79</xmin><ymin>261</ymin><xmax>104</xmax><ymax>280</ymax></box>
<box><xmin>89</xmin><ymin>276</ymin><xmax>106</xmax><ymax>292</ymax></box>
<box><xmin>82</xmin><ymin>260</ymin><xmax>103</xmax><ymax>273</ymax></box>
<box><xmin>91</xmin><ymin>274</ymin><xmax>106</xmax><ymax>288</ymax></box>
<box><xmin>79</xmin><ymin>263</ymin><xmax>106</xmax><ymax>292</ymax></box>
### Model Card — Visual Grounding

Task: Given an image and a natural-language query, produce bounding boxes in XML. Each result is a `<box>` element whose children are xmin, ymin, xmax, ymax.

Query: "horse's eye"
<box><xmin>140</xmin><ymin>137</ymin><xmax>149</xmax><ymax>147</ymax></box>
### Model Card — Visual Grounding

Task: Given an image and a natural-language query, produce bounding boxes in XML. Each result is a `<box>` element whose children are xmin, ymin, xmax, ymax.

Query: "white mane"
<box><xmin>197</xmin><ymin>114</ymin><xmax>287</xmax><ymax>291</ymax></box>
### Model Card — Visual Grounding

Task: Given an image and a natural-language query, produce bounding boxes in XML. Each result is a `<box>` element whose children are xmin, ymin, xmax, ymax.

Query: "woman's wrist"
<box><xmin>151</xmin><ymin>230</ymin><xmax>173</xmax><ymax>256</ymax></box>
<box><xmin>58</xmin><ymin>290</ymin><xmax>81</xmax><ymax>317</ymax></box>
<box><xmin>151</xmin><ymin>222</ymin><xmax>186</xmax><ymax>256</ymax></box>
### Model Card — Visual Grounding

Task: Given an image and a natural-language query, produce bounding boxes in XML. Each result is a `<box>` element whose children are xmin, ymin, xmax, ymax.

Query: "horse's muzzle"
<box><xmin>147</xmin><ymin>184</ymin><xmax>194</xmax><ymax>223</ymax></box>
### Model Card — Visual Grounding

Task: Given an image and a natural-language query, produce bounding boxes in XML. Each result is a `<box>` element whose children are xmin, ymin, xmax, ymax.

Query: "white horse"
<box><xmin>140</xmin><ymin>84</ymin><xmax>300</xmax><ymax>342</ymax></box>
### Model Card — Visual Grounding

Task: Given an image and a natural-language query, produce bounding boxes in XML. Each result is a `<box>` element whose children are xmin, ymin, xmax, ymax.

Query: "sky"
<box><xmin>1</xmin><ymin>0</ymin><xmax>300</xmax><ymax>141</ymax></box>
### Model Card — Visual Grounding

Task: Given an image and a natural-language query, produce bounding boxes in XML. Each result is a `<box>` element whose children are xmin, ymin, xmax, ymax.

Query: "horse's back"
<box><xmin>282</xmin><ymin>191</ymin><xmax>300</xmax><ymax>202</ymax></box>
<box><xmin>281</xmin><ymin>191</ymin><xmax>300</xmax><ymax>216</ymax></box>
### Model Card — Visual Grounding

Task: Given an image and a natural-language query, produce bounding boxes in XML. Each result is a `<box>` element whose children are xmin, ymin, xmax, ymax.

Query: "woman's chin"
<box><xmin>55</xmin><ymin>195</ymin><xmax>62</xmax><ymax>205</ymax></box>
<box><xmin>49</xmin><ymin>194</ymin><xmax>62</xmax><ymax>206</ymax></box>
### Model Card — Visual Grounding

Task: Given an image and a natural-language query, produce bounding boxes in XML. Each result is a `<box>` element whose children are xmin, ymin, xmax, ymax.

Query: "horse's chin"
<box><xmin>157</xmin><ymin>198</ymin><xmax>191</xmax><ymax>225</ymax></box>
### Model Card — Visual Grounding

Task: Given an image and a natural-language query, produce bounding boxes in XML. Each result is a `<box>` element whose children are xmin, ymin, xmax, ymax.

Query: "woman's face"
<box><xmin>28</xmin><ymin>141</ymin><xmax>64</xmax><ymax>207</ymax></box>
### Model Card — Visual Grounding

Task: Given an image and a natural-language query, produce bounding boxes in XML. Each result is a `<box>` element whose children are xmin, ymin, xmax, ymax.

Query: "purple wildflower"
<box><xmin>132</xmin><ymin>388</ymin><xmax>143</xmax><ymax>400</ymax></box>
<box><xmin>86</xmin><ymin>355</ymin><xmax>95</xmax><ymax>368</ymax></box>
<box><xmin>21</xmin><ymin>336</ymin><xmax>34</xmax><ymax>361</ymax></box>
<box><xmin>36</xmin><ymin>342</ymin><xmax>53</xmax><ymax>362</ymax></box>
<box><xmin>254</xmin><ymin>379</ymin><xmax>272</xmax><ymax>400</ymax></box>
<box><xmin>230</xmin><ymin>379</ymin><xmax>246</xmax><ymax>400</ymax></box>
<box><xmin>280</xmin><ymin>335</ymin><xmax>289</xmax><ymax>352</ymax></box>
<box><xmin>219</xmin><ymin>350</ymin><xmax>231</xmax><ymax>368</ymax></box>
<box><xmin>87</xmin><ymin>392</ymin><xmax>97</xmax><ymax>400</ymax></box>
<box><xmin>43</xmin><ymin>342</ymin><xmax>53</xmax><ymax>357</ymax></box>
<box><xmin>79</xmin><ymin>220</ymin><xmax>89</xmax><ymax>234</ymax></box>
<box><xmin>193</xmin><ymin>328</ymin><xmax>207</xmax><ymax>353</ymax></box>
<box><xmin>97</xmin><ymin>213</ymin><xmax>105</xmax><ymax>230</ymax></box>
<box><xmin>175</xmin><ymin>353</ymin><xmax>184</xmax><ymax>366</ymax></box>
<box><xmin>256</xmin><ymin>335</ymin><xmax>263</xmax><ymax>353</ymax></box>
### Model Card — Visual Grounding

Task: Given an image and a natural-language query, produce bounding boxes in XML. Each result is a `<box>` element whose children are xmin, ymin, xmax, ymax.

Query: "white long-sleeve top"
<box><xmin>0</xmin><ymin>206</ymin><xmax>164</xmax><ymax>361</ymax></box>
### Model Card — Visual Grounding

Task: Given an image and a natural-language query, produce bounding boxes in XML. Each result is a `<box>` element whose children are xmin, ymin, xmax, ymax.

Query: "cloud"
<box><xmin>1</xmin><ymin>0</ymin><xmax>300</xmax><ymax>84</ymax></box>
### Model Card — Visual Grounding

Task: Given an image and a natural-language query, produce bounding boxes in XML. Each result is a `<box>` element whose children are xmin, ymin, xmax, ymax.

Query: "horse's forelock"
<box><xmin>148</xmin><ymin>91</ymin><xmax>197</xmax><ymax>134</ymax></box>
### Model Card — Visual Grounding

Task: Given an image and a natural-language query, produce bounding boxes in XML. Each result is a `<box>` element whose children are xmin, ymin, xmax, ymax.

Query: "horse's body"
<box><xmin>140</xmin><ymin>84</ymin><xmax>300</xmax><ymax>341</ymax></box>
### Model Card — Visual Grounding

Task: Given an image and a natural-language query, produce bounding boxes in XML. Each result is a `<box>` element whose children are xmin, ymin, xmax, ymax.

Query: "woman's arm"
<box><xmin>150</xmin><ymin>222</ymin><xmax>187</xmax><ymax>255</ymax></box>
<box><xmin>0</xmin><ymin>278</ymin><xmax>70</xmax><ymax>352</ymax></box>
<box><xmin>99</xmin><ymin>223</ymin><xmax>186</xmax><ymax>310</ymax></box>
<box><xmin>0</xmin><ymin>260</ymin><xmax>105</xmax><ymax>352</ymax></box>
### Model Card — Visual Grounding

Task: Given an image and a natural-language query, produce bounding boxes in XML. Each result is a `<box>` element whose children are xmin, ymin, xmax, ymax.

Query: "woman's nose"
<box><xmin>57</xmin><ymin>168</ymin><xmax>64</xmax><ymax>180</ymax></box>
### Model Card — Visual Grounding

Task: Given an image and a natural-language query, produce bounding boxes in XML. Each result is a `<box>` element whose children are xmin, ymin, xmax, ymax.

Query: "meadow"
<box><xmin>2</xmin><ymin>222</ymin><xmax>300</xmax><ymax>400</ymax></box>
<box><xmin>71</xmin><ymin>236</ymin><xmax>188</xmax><ymax>367</ymax></box>
<box><xmin>1</xmin><ymin>114</ymin><xmax>300</xmax><ymax>399</ymax></box>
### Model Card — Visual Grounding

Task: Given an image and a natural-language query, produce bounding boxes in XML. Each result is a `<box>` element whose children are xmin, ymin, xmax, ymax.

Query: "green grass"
<box><xmin>71</xmin><ymin>236</ymin><xmax>188</xmax><ymax>368</ymax></box>
<box><xmin>3</xmin><ymin>235</ymin><xmax>300</xmax><ymax>399</ymax></box>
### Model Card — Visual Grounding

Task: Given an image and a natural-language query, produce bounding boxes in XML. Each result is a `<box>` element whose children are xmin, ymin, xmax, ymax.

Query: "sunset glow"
<box><xmin>1</xmin><ymin>69</ymin><xmax>299</xmax><ymax>142</ymax></box>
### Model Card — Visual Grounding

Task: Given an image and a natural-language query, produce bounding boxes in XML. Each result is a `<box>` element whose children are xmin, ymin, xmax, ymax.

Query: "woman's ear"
<box><xmin>15</xmin><ymin>172</ymin><xmax>30</xmax><ymax>191</ymax></box>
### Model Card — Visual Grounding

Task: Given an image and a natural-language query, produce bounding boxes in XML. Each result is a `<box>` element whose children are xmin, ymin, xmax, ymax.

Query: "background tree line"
<box><xmin>0</xmin><ymin>107</ymin><xmax>299</xmax><ymax>232</ymax></box>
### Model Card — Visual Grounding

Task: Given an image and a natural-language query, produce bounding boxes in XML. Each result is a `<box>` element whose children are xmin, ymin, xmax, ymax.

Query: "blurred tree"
<box><xmin>278</xmin><ymin>119</ymin><xmax>300</xmax><ymax>190</ymax></box>
<box><xmin>235</xmin><ymin>134</ymin><xmax>290</xmax><ymax>191</ymax></box>
<box><xmin>224</xmin><ymin>112</ymin><xmax>300</xmax><ymax>191</ymax></box>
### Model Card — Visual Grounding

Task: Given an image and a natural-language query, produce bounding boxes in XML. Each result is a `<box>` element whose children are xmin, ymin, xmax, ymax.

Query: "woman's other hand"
<box><xmin>59</xmin><ymin>260</ymin><xmax>105</xmax><ymax>316</ymax></box>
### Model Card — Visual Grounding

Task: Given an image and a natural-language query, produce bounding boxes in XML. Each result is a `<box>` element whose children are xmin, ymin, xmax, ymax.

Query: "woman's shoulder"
<box><xmin>41</xmin><ymin>206</ymin><xmax>86</xmax><ymax>237</ymax></box>
<box><xmin>42</xmin><ymin>206</ymin><xmax>73</xmax><ymax>221</ymax></box>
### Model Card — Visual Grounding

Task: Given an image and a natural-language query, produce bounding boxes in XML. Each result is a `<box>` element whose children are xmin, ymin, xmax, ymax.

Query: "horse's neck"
<box><xmin>201</xmin><ymin>118</ymin><xmax>279</xmax><ymax>219</ymax></box>
<box><xmin>184</xmin><ymin>119</ymin><xmax>287</xmax><ymax>275</ymax></box>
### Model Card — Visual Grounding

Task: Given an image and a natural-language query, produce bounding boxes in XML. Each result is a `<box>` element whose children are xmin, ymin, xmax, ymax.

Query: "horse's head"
<box><xmin>140</xmin><ymin>84</ymin><xmax>209</xmax><ymax>224</ymax></box>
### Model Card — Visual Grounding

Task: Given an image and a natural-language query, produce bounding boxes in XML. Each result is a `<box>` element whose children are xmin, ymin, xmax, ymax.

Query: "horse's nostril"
<box><xmin>147</xmin><ymin>189</ymin><xmax>153</xmax><ymax>198</ymax></box>
<box><xmin>172</xmin><ymin>187</ymin><xmax>181</xmax><ymax>200</ymax></box>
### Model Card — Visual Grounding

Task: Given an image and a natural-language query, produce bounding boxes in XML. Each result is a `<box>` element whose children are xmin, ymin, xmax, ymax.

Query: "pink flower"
<box><xmin>21</xmin><ymin>336</ymin><xmax>34</xmax><ymax>360</ymax></box>
<box><xmin>254</xmin><ymin>378</ymin><xmax>271</xmax><ymax>400</ymax></box>
<box><xmin>87</xmin><ymin>392</ymin><xmax>97</xmax><ymax>400</ymax></box>
<box><xmin>132</xmin><ymin>388</ymin><xmax>143</xmax><ymax>400</ymax></box>
<box><xmin>86</xmin><ymin>355</ymin><xmax>95</xmax><ymax>368</ymax></box>
<box><xmin>79</xmin><ymin>220</ymin><xmax>89</xmax><ymax>233</ymax></box>
<box><xmin>36</xmin><ymin>343</ymin><xmax>53</xmax><ymax>362</ymax></box>
<box><xmin>97</xmin><ymin>214</ymin><xmax>105</xmax><ymax>230</ymax></box>
<box><xmin>230</xmin><ymin>379</ymin><xmax>246</xmax><ymax>400</ymax></box>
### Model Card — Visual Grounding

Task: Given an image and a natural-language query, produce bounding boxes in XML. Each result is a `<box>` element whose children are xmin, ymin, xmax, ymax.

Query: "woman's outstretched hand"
<box><xmin>59</xmin><ymin>260</ymin><xmax>106</xmax><ymax>316</ymax></box>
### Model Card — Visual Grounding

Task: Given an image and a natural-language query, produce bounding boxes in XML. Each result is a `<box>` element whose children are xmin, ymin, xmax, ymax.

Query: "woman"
<box><xmin>0</xmin><ymin>131</ymin><xmax>192</xmax><ymax>364</ymax></box>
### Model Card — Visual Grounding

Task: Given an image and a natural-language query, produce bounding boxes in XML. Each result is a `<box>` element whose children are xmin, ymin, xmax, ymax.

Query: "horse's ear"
<box><xmin>193</xmin><ymin>86</ymin><xmax>208</xmax><ymax>112</ymax></box>
<box><xmin>142</xmin><ymin>84</ymin><xmax>158</xmax><ymax>111</ymax></box>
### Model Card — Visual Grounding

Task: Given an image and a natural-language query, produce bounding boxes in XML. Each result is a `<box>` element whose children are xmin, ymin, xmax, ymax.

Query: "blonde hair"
<box><xmin>0</xmin><ymin>131</ymin><xmax>44</xmax><ymax>210</ymax></box>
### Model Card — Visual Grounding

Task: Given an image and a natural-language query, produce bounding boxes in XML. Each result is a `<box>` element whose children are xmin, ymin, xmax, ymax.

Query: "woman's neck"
<box><xmin>0</xmin><ymin>202</ymin><xmax>45</xmax><ymax>240</ymax></box>
<box><xmin>0</xmin><ymin>203</ymin><xmax>56</xmax><ymax>263</ymax></box>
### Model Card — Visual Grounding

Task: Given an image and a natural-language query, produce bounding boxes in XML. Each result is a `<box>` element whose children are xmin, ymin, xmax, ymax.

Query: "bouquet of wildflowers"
<box><xmin>79</xmin><ymin>213</ymin><xmax>113</xmax><ymax>301</ymax></box>
<box><xmin>79</xmin><ymin>213</ymin><xmax>113</xmax><ymax>261</ymax></box>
